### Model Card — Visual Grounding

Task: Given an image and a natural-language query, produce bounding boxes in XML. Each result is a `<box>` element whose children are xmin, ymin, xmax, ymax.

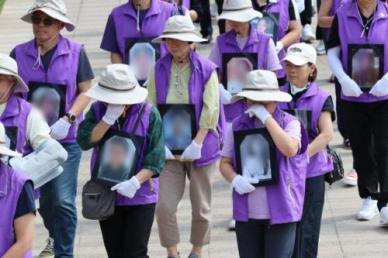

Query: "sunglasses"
<box><xmin>31</xmin><ymin>16</ymin><xmax>56</xmax><ymax>26</ymax></box>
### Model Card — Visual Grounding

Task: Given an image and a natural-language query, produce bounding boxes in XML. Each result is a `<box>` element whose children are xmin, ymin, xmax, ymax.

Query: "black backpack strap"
<box><xmin>131</xmin><ymin>103</ymin><xmax>146</xmax><ymax>134</ymax></box>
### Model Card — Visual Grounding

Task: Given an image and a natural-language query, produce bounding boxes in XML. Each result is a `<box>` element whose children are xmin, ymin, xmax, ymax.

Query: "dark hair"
<box><xmin>308</xmin><ymin>63</ymin><xmax>318</xmax><ymax>82</ymax></box>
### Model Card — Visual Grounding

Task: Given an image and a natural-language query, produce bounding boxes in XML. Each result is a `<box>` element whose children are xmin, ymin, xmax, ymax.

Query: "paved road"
<box><xmin>0</xmin><ymin>1</ymin><xmax>387</xmax><ymax>257</ymax></box>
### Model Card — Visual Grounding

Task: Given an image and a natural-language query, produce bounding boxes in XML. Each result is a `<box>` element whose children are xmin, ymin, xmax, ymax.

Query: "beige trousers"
<box><xmin>156</xmin><ymin>160</ymin><xmax>215</xmax><ymax>247</ymax></box>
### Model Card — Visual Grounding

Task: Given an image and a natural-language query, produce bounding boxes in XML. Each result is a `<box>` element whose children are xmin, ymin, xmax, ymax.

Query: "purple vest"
<box><xmin>0</xmin><ymin>163</ymin><xmax>32</xmax><ymax>258</ymax></box>
<box><xmin>110</xmin><ymin>0</ymin><xmax>175</xmax><ymax>60</ymax></box>
<box><xmin>337</xmin><ymin>1</ymin><xmax>388</xmax><ymax>103</ymax></box>
<box><xmin>231</xmin><ymin>108</ymin><xmax>308</xmax><ymax>224</ymax></box>
<box><xmin>155</xmin><ymin>50</ymin><xmax>225</xmax><ymax>167</ymax></box>
<box><xmin>14</xmin><ymin>36</ymin><xmax>82</xmax><ymax>144</ymax></box>
<box><xmin>90</xmin><ymin>102</ymin><xmax>158</xmax><ymax>206</ymax></box>
<box><xmin>279</xmin><ymin>83</ymin><xmax>334</xmax><ymax>178</ymax></box>
<box><xmin>216</xmin><ymin>28</ymin><xmax>271</xmax><ymax>122</ymax></box>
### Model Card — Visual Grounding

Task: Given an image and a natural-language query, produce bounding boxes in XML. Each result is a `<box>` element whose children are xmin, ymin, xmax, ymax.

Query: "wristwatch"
<box><xmin>64</xmin><ymin>113</ymin><xmax>77</xmax><ymax>124</ymax></box>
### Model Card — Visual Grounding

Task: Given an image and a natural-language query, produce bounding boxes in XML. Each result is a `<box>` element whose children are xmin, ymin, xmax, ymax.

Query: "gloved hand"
<box><xmin>338</xmin><ymin>76</ymin><xmax>363</xmax><ymax>97</ymax></box>
<box><xmin>232</xmin><ymin>175</ymin><xmax>258</xmax><ymax>195</ymax></box>
<box><xmin>369</xmin><ymin>75</ymin><xmax>388</xmax><ymax>97</ymax></box>
<box><xmin>102</xmin><ymin>104</ymin><xmax>125</xmax><ymax>125</ymax></box>
<box><xmin>275</xmin><ymin>41</ymin><xmax>284</xmax><ymax>54</ymax></box>
<box><xmin>165</xmin><ymin>146</ymin><xmax>175</xmax><ymax>160</ymax></box>
<box><xmin>180</xmin><ymin>141</ymin><xmax>202</xmax><ymax>161</ymax></box>
<box><xmin>245</xmin><ymin>104</ymin><xmax>271</xmax><ymax>124</ymax></box>
<box><xmin>111</xmin><ymin>177</ymin><xmax>141</xmax><ymax>199</ymax></box>
<box><xmin>50</xmin><ymin>118</ymin><xmax>71</xmax><ymax>140</ymax></box>
<box><xmin>220</xmin><ymin>84</ymin><xmax>233</xmax><ymax>104</ymax></box>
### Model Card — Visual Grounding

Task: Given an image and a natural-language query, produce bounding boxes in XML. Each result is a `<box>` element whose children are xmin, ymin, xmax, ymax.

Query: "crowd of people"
<box><xmin>0</xmin><ymin>0</ymin><xmax>387</xmax><ymax>258</ymax></box>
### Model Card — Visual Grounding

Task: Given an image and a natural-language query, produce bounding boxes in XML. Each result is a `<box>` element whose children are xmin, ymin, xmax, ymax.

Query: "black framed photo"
<box><xmin>222</xmin><ymin>53</ymin><xmax>258</xmax><ymax>95</ymax></box>
<box><xmin>158</xmin><ymin>104</ymin><xmax>197</xmax><ymax>155</ymax></box>
<box><xmin>93</xmin><ymin>130</ymin><xmax>144</xmax><ymax>187</ymax></box>
<box><xmin>348</xmin><ymin>44</ymin><xmax>384</xmax><ymax>92</ymax></box>
<box><xmin>234</xmin><ymin>128</ymin><xmax>278</xmax><ymax>187</ymax></box>
<box><xmin>28</xmin><ymin>82</ymin><xmax>67</xmax><ymax>126</ymax></box>
<box><xmin>125</xmin><ymin>38</ymin><xmax>161</xmax><ymax>86</ymax></box>
<box><xmin>284</xmin><ymin>109</ymin><xmax>313</xmax><ymax>138</ymax></box>
<box><xmin>253</xmin><ymin>12</ymin><xmax>279</xmax><ymax>40</ymax></box>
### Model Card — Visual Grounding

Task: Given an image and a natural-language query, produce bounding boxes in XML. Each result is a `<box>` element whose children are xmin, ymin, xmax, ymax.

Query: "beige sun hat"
<box><xmin>86</xmin><ymin>64</ymin><xmax>148</xmax><ymax>105</ymax></box>
<box><xmin>0</xmin><ymin>54</ymin><xmax>29</xmax><ymax>93</ymax></box>
<box><xmin>231</xmin><ymin>70</ymin><xmax>292</xmax><ymax>103</ymax></box>
<box><xmin>152</xmin><ymin>14</ymin><xmax>206</xmax><ymax>43</ymax></box>
<box><xmin>21</xmin><ymin>0</ymin><xmax>75</xmax><ymax>32</ymax></box>
<box><xmin>218</xmin><ymin>0</ymin><xmax>262</xmax><ymax>22</ymax></box>
<box><xmin>0</xmin><ymin>122</ymin><xmax>22</xmax><ymax>158</ymax></box>
<box><xmin>282</xmin><ymin>43</ymin><xmax>317</xmax><ymax>66</ymax></box>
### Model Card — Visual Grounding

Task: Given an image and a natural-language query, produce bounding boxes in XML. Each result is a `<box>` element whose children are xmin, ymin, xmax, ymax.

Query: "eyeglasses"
<box><xmin>31</xmin><ymin>16</ymin><xmax>55</xmax><ymax>26</ymax></box>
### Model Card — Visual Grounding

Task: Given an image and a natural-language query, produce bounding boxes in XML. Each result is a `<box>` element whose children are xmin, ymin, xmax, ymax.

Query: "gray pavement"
<box><xmin>0</xmin><ymin>1</ymin><xmax>387</xmax><ymax>257</ymax></box>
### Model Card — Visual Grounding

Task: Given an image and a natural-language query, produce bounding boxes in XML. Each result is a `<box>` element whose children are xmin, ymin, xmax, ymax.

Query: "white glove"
<box><xmin>369</xmin><ymin>74</ymin><xmax>388</xmax><ymax>97</ymax></box>
<box><xmin>338</xmin><ymin>76</ymin><xmax>363</xmax><ymax>97</ymax></box>
<box><xmin>111</xmin><ymin>177</ymin><xmax>141</xmax><ymax>199</ymax></box>
<box><xmin>50</xmin><ymin>118</ymin><xmax>71</xmax><ymax>140</ymax></box>
<box><xmin>102</xmin><ymin>104</ymin><xmax>125</xmax><ymax>125</ymax></box>
<box><xmin>275</xmin><ymin>41</ymin><xmax>284</xmax><ymax>54</ymax></box>
<box><xmin>232</xmin><ymin>175</ymin><xmax>258</xmax><ymax>195</ymax></box>
<box><xmin>245</xmin><ymin>104</ymin><xmax>271</xmax><ymax>124</ymax></box>
<box><xmin>220</xmin><ymin>84</ymin><xmax>232</xmax><ymax>104</ymax></box>
<box><xmin>180</xmin><ymin>141</ymin><xmax>202</xmax><ymax>161</ymax></box>
<box><xmin>165</xmin><ymin>146</ymin><xmax>175</xmax><ymax>160</ymax></box>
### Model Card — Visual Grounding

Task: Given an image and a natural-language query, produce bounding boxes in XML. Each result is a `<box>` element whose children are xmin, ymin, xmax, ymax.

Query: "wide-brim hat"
<box><xmin>231</xmin><ymin>70</ymin><xmax>292</xmax><ymax>103</ymax></box>
<box><xmin>86</xmin><ymin>64</ymin><xmax>148</xmax><ymax>105</ymax></box>
<box><xmin>0</xmin><ymin>54</ymin><xmax>29</xmax><ymax>93</ymax></box>
<box><xmin>218</xmin><ymin>0</ymin><xmax>262</xmax><ymax>22</ymax></box>
<box><xmin>153</xmin><ymin>14</ymin><xmax>206</xmax><ymax>43</ymax></box>
<box><xmin>0</xmin><ymin>122</ymin><xmax>22</xmax><ymax>158</ymax></box>
<box><xmin>21</xmin><ymin>0</ymin><xmax>75</xmax><ymax>32</ymax></box>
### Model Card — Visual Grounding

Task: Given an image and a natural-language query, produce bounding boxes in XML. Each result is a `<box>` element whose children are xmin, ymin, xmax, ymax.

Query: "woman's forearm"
<box><xmin>318</xmin><ymin>16</ymin><xmax>334</xmax><ymax>28</ymax></box>
<box><xmin>135</xmin><ymin>169</ymin><xmax>155</xmax><ymax>184</ymax></box>
<box><xmin>307</xmin><ymin>112</ymin><xmax>334</xmax><ymax>157</ymax></box>
<box><xmin>220</xmin><ymin>157</ymin><xmax>238</xmax><ymax>183</ymax></box>
<box><xmin>265</xmin><ymin>117</ymin><xmax>299</xmax><ymax>157</ymax></box>
<box><xmin>67</xmin><ymin>93</ymin><xmax>91</xmax><ymax>118</ymax></box>
<box><xmin>89</xmin><ymin>121</ymin><xmax>111</xmax><ymax>144</ymax></box>
<box><xmin>194</xmin><ymin>128</ymin><xmax>209</xmax><ymax>145</ymax></box>
<box><xmin>111</xmin><ymin>52</ymin><xmax>123</xmax><ymax>64</ymax></box>
<box><xmin>279</xmin><ymin>21</ymin><xmax>302</xmax><ymax>48</ymax></box>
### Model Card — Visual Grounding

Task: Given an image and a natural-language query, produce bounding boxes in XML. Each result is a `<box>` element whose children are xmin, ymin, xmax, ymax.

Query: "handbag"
<box><xmin>325</xmin><ymin>146</ymin><xmax>344</xmax><ymax>185</ymax></box>
<box><xmin>82</xmin><ymin>103</ymin><xmax>146</xmax><ymax>220</ymax></box>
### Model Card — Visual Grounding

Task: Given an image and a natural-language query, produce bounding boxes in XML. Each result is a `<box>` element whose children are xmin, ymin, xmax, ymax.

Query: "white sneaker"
<box><xmin>39</xmin><ymin>238</ymin><xmax>54</xmax><ymax>258</ymax></box>
<box><xmin>356</xmin><ymin>197</ymin><xmax>378</xmax><ymax>221</ymax></box>
<box><xmin>343</xmin><ymin>169</ymin><xmax>358</xmax><ymax>187</ymax></box>
<box><xmin>380</xmin><ymin>206</ymin><xmax>388</xmax><ymax>227</ymax></box>
<box><xmin>316</xmin><ymin>40</ymin><xmax>326</xmax><ymax>55</ymax></box>
<box><xmin>228</xmin><ymin>219</ymin><xmax>236</xmax><ymax>231</ymax></box>
<box><xmin>302</xmin><ymin>24</ymin><xmax>316</xmax><ymax>42</ymax></box>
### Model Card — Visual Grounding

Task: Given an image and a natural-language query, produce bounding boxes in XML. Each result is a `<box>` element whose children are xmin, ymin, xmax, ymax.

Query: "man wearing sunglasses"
<box><xmin>10</xmin><ymin>0</ymin><xmax>94</xmax><ymax>257</ymax></box>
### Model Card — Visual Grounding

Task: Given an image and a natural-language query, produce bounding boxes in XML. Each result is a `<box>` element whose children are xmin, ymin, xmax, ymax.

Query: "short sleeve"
<box><xmin>322</xmin><ymin>96</ymin><xmax>336</xmax><ymax>121</ymax></box>
<box><xmin>14</xmin><ymin>181</ymin><xmax>36</xmax><ymax>219</ymax></box>
<box><xmin>76</xmin><ymin>47</ymin><xmax>95</xmax><ymax>84</ymax></box>
<box><xmin>221</xmin><ymin>125</ymin><xmax>234</xmax><ymax>158</ymax></box>
<box><xmin>208</xmin><ymin>40</ymin><xmax>221</xmax><ymax>68</ymax></box>
<box><xmin>100</xmin><ymin>14</ymin><xmax>120</xmax><ymax>54</ymax></box>
<box><xmin>265</xmin><ymin>39</ymin><xmax>282</xmax><ymax>71</ymax></box>
<box><xmin>326</xmin><ymin>15</ymin><xmax>340</xmax><ymax>49</ymax></box>
<box><xmin>284</xmin><ymin>119</ymin><xmax>301</xmax><ymax>144</ymax></box>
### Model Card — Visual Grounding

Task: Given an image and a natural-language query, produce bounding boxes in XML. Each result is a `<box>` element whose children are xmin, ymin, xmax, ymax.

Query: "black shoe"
<box><xmin>200</xmin><ymin>34</ymin><xmax>212</xmax><ymax>44</ymax></box>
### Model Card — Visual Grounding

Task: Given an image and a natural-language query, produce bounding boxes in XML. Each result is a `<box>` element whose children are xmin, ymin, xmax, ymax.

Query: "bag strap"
<box><xmin>131</xmin><ymin>103</ymin><xmax>146</xmax><ymax>134</ymax></box>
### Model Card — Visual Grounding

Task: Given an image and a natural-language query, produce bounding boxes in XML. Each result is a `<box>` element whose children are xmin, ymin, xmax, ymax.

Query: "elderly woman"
<box><xmin>11</xmin><ymin>0</ymin><xmax>94</xmax><ymax>256</ymax></box>
<box><xmin>147</xmin><ymin>15</ymin><xmax>223</xmax><ymax>258</ymax></box>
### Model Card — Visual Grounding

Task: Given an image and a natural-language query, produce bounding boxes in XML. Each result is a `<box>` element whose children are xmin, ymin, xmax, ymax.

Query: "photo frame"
<box><xmin>348</xmin><ymin>44</ymin><xmax>384</xmax><ymax>92</ymax></box>
<box><xmin>222</xmin><ymin>53</ymin><xmax>258</xmax><ymax>95</ymax></box>
<box><xmin>284</xmin><ymin>109</ymin><xmax>313</xmax><ymax>138</ymax></box>
<box><xmin>125</xmin><ymin>38</ymin><xmax>161</xmax><ymax>86</ymax></box>
<box><xmin>28</xmin><ymin>82</ymin><xmax>67</xmax><ymax>126</ymax></box>
<box><xmin>92</xmin><ymin>130</ymin><xmax>144</xmax><ymax>187</ymax></box>
<box><xmin>252</xmin><ymin>12</ymin><xmax>279</xmax><ymax>40</ymax></box>
<box><xmin>234</xmin><ymin>128</ymin><xmax>278</xmax><ymax>187</ymax></box>
<box><xmin>158</xmin><ymin>104</ymin><xmax>197</xmax><ymax>155</ymax></box>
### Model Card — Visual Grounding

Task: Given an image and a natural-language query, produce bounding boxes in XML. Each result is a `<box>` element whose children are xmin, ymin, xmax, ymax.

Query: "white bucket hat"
<box><xmin>0</xmin><ymin>122</ymin><xmax>22</xmax><ymax>158</ymax></box>
<box><xmin>282</xmin><ymin>43</ymin><xmax>317</xmax><ymax>65</ymax></box>
<box><xmin>231</xmin><ymin>70</ymin><xmax>292</xmax><ymax>103</ymax></box>
<box><xmin>86</xmin><ymin>64</ymin><xmax>148</xmax><ymax>105</ymax></box>
<box><xmin>0</xmin><ymin>54</ymin><xmax>29</xmax><ymax>93</ymax></box>
<box><xmin>21</xmin><ymin>0</ymin><xmax>75</xmax><ymax>32</ymax></box>
<box><xmin>153</xmin><ymin>14</ymin><xmax>206</xmax><ymax>43</ymax></box>
<box><xmin>218</xmin><ymin>0</ymin><xmax>262</xmax><ymax>22</ymax></box>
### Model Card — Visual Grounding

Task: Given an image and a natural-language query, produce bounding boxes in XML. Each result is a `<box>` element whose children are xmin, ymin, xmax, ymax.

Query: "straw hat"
<box><xmin>282</xmin><ymin>43</ymin><xmax>317</xmax><ymax>65</ymax></box>
<box><xmin>85</xmin><ymin>64</ymin><xmax>148</xmax><ymax>105</ymax></box>
<box><xmin>153</xmin><ymin>14</ymin><xmax>206</xmax><ymax>43</ymax></box>
<box><xmin>0</xmin><ymin>54</ymin><xmax>29</xmax><ymax>93</ymax></box>
<box><xmin>0</xmin><ymin>122</ymin><xmax>22</xmax><ymax>158</ymax></box>
<box><xmin>21</xmin><ymin>0</ymin><xmax>75</xmax><ymax>32</ymax></box>
<box><xmin>218</xmin><ymin>0</ymin><xmax>262</xmax><ymax>22</ymax></box>
<box><xmin>231</xmin><ymin>70</ymin><xmax>292</xmax><ymax>103</ymax></box>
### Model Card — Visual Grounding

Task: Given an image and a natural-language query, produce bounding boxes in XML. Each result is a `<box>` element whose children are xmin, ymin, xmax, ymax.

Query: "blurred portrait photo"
<box><xmin>129</xmin><ymin>42</ymin><xmax>156</xmax><ymax>83</ymax></box>
<box><xmin>227</xmin><ymin>57</ymin><xmax>254</xmax><ymax>95</ymax></box>
<box><xmin>31</xmin><ymin>87</ymin><xmax>61</xmax><ymax>126</ymax></box>
<box><xmin>251</xmin><ymin>13</ymin><xmax>279</xmax><ymax>40</ymax></box>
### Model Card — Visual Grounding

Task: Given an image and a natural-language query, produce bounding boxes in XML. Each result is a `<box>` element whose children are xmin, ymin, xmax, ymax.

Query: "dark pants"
<box><xmin>293</xmin><ymin>175</ymin><xmax>325</xmax><ymax>258</ymax></box>
<box><xmin>343</xmin><ymin>100</ymin><xmax>388</xmax><ymax>210</ymax></box>
<box><xmin>236</xmin><ymin>220</ymin><xmax>296</xmax><ymax>258</ymax></box>
<box><xmin>300</xmin><ymin>0</ymin><xmax>313</xmax><ymax>25</ymax></box>
<box><xmin>198</xmin><ymin>0</ymin><xmax>213</xmax><ymax>37</ymax></box>
<box><xmin>316</xmin><ymin>0</ymin><xmax>323</xmax><ymax>40</ymax></box>
<box><xmin>335</xmin><ymin>82</ymin><xmax>349</xmax><ymax>140</ymax></box>
<box><xmin>215</xmin><ymin>0</ymin><xmax>225</xmax><ymax>34</ymax></box>
<box><xmin>99</xmin><ymin>204</ymin><xmax>156</xmax><ymax>258</ymax></box>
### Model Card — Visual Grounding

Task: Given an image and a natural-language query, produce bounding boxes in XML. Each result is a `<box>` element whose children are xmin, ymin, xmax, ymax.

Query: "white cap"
<box><xmin>218</xmin><ymin>0</ymin><xmax>262</xmax><ymax>22</ymax></box>
<box><xmin>0</xmin><ymin>54</ymin><xmax>29</xmax><ymax>93</ymax></box>
<box><xmin>282</xmin><ymin>43</ymin><xmax>317</xmax><ymax>65</ymax></box>
<box><xmin>0</xmin><ymin>122</ymin><xmax>22</xmax><ymax>158</ymax></box>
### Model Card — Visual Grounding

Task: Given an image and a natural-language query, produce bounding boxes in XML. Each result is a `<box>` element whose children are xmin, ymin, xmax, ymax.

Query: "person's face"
<box><xmin>228</xmin><ymin>21</ymin><xmax>250</xmax><ymax>36</ymax></box>
<box><xmin>32</xmin><ymin>11</ymin><xmax>64</xmax><ymax>43</ymax></box>
<box><xmin>109</xmin><ymin>143</ymin><xmax>128</xmax><ymax>170</ymax></box>
<box><xmin>171</xmin><ymin>114</ymin><xmax>186</xmax><ymax>135</ymax></box>
<box><xmin>228</xmin><ymin>60</ymin><xmax>251</xmax><ymax>82</ymax></box>
<box><xmin>134</xmin><ymin>49</ymin><xmax>153</xmax><ymax>78</ymax></box>
<box><xmin>165</xmin><ymin>39</ymin><xmax>191</xmax><ymax>60</ymax></box>
<box><xmin>359</xmin><ymin>53</ymin><xmax>374</xmax><ymax>70</ymax></box>
<box><xmin>285</xmin><ymin>61</ymin><xmax>315</xmax><ymax>87</ymax></box>
<box><xmin>37</xmin><ymin>97</ymin><xmax>58</xmax><ymax>118</ymax></box>
<box><xmin>0</xmin><ymin>75</ymin><xmax>15</xmax><ymax>103</ymax></box>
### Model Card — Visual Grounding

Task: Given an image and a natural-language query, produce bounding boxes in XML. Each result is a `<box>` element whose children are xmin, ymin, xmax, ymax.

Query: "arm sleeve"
<box><xmin>285</xmin><ymin>120</ymin><xmax>302</xmax><ymax>144</ymax></box>
<box><xmin>265</xmin><ymin>39</ymin><xmax>282</xmax><ymax>71</ymax></box>
<box><xmin>142</xmin><ymin>106</ymin><xmax>165</xmax><ymax>176</ymax></box>
<box><xmin>76</xmin><ymin>107</ymin><xmax>99</xmax><ymax>150</ymax></box>
<box><xmin>221</xmin><ymin>125</ymin><xmax>234</xmax><ymax>158</ymax></box>
<box><xmin>76</xmin><ymin>47</ymin><xmax>95</xmax><ymax>84</ymax></box>
<box><xmin>14</xmin><ymin>181</ymin><xmax>36</xmax><ymax>219</ymax></box>
<box><xmin>326</xmin><ymin>15</ymin><xmax>341</xmax><ymax>49</ymax></box>
<box><xmin>199</xmin><ymin>71</ymin><xmax>220</xmax><ymax>130</ymax></box>
<box><xmin>208</xmin><ymin>41</ymin><xmax>221</xmax><ymax>67</ymax></box>
<box><xmin>145</xmin><ymin>68</ymin><xmax>157</xmax><ymax>105</ymax></box>
<box><xmin>100</xmin><ymin>13</ymin><xmax>121</xmax><ymax>54</ymax></box>
<box><xmin>26</xmin><ymin>108</ymin><xmax>51</xmax><ymax>150</ymax></box>
<box><xmin>322</xmin><ymin>96</ymin><xmax>336</xmax><ymax>121</ymax></box>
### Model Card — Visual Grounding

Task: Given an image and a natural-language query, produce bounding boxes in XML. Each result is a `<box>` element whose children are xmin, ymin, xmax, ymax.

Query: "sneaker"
<box><xmin>343</xmin><ymin>169</ymin><xmax>357</xmax><ymax>187</ymax></box>
<box><xmin>316</xmin><ymin>40</ymin><xmax>326</xmax><ymax>55</ymax></box>
<box><xmin>39</xmin><ymin>238</ymin><xmax>54</xmax><ymax>258</ymax></box>
<box><xmin>356</xmin><ymin>197</ymin><xmax>378</xmax><ymax>221</ymax></box>
<box><xmin>188</xmin><ymin>254</ymin><xmax>200</xmax><ymax>258</ymax></box>
<box><xmin>380</xmin><ymin>206</ymin><xmax>388</xmax><ymax>227</ymax></box>
<box><xmin>302</xmin><ymin>24</ymin><xmax>316</xmax><ymax>42</ymax></box>
<box><xmin>228</xmin><ymin>219</ymin><xmax>236</xmax><ymax>231</ymax></box>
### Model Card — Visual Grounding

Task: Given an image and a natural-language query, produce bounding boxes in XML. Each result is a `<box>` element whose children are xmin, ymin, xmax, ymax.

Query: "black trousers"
<box><xmin>215</xmin><ymin>0</ymin><xmax>225</xmax><ymax>34</ymax></box>
<box><xmin>236</xmin><ymin>220</ymin><xmax>296</xmax><ymax>258</ymax></box>
<box><xmin>334</xmin><ymin>82</ymin><xmax>349</xmax><ymax>140</ymax></box>
<box><xmin>343</xmin><ymin>100</ymin><xmax>388</xmax><ymax>210</ymax></box>
<box><xmin>99</xmin><ymin>204</ymin><xmax>156</xmax><ymax>258</ymax></box>
<box><xmin>300</xmin><ymin>0</ymin><xmax>313</xmax><ymax>25</ymax></box>
<box><xmin>197</xmin><ymin>0</ymin><xmax>213</xmax><ymax>37</ymax></box>
<box><xmin>293</xmin><ymin>175</ymin><xmax>325</xmax><ymax>258</ymax></box>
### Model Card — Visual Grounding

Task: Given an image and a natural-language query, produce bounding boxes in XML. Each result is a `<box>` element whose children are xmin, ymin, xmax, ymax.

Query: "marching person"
<box><xmin>278</xmin><ymin>43</ymin><xmax>334</xmax><ymax>258</ymax></box>
<box><xmin>77</xmin><ymin>64</ymin><xmax>165</xmax><ymax>258</ymax></box>
<box><xmin>220</xmin><ymin>69</ymin><xmax>308</xmax><ymax>258</ymax></box>
<box><xmin>327</xmin><ymin>0</ymin><xmax>388</xmax><ymax>225</ymax></box>
<box><xmin>147</xmin><ymin>15</ymin><xmax>224</xmax><ymax>258</ymax></box>
<box><xmin>11</xmin><ymin>0</ymin><xmax>94</xmax><ymax>256</ymax></box>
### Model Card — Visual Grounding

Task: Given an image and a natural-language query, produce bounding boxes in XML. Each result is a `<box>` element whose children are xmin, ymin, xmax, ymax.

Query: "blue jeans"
<box><xmin>39</xmin><ymin>143</ymin><xmax>82</xmax><ymax>258</ymax></box>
